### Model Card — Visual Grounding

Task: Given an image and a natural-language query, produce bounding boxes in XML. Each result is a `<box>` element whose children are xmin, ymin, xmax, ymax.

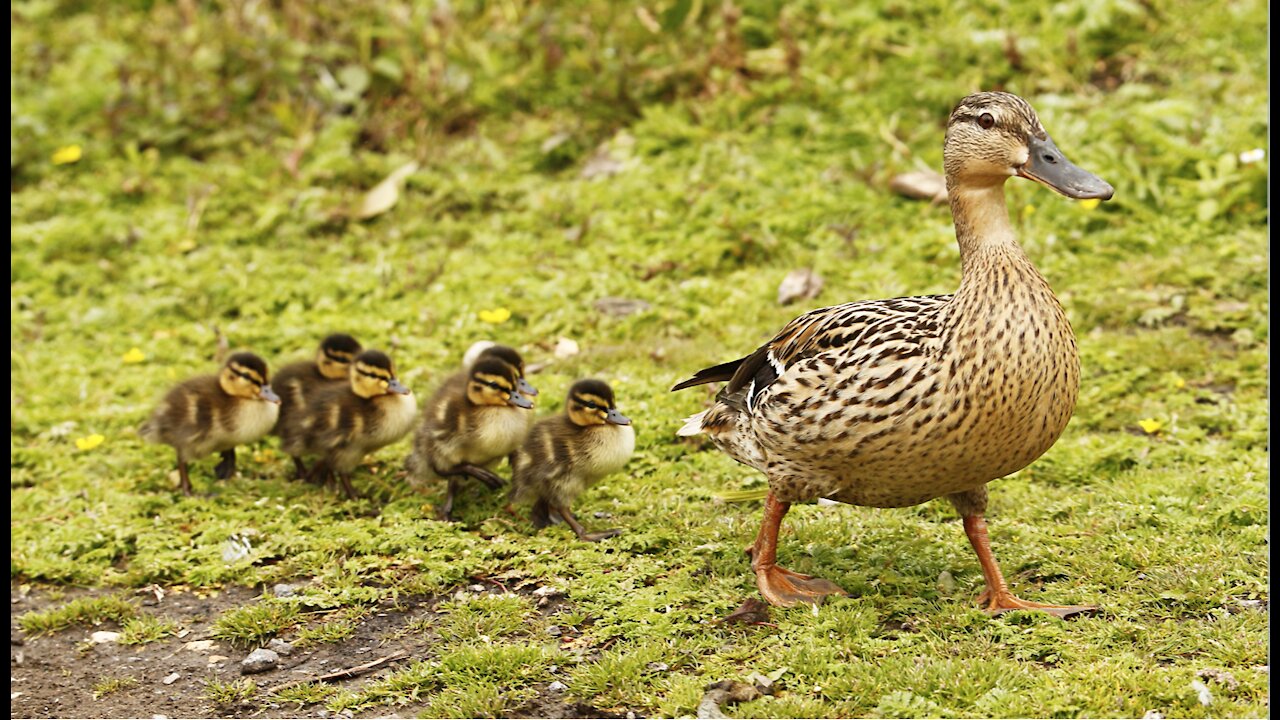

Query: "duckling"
<box><xmin>406</xmin><ymin>356</ymin><xmax>536</xmax><ymax>521</ymax></box>
<box><xmin>509</xmin><ymin>380</ymin><xmax>635</xmax><ymax>542</ymax></box>
<box><xmin>272</xmin><ymin>333</ymin><xmax>363</xmax><ymax>479</ymax></box>
<box><xmin>140</xmin><ymin>352</ymin><xmax>281</xmax><ymax>495</ymax></box>
<box><xmin>280</xmin><ymin>349</ymin><xmax>417</xmax><ymax>499</ymax></box>
<box><xmin>462</xmin><ymin>341</ymin><xmax>540</xmax><ymax>398</ymax></box>
<box><xmin>674</xmin><ymin>92</ymin><xmax>1113</xmax><ymax>616</ymax></box>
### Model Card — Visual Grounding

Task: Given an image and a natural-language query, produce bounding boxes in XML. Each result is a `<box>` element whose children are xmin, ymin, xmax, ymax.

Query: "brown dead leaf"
<box><xmin>777</xmin><ymin>268</ymin><xmax>823</xmax><ymax>305</ymax></box>
<box><xmin>357</xmin><ymin>161</ymin><xmax>419</xmax><ymax>220</ymax></box>
<box><xmin>890</xmin><ymin>169</ymin><xmax>948</xmax><ymax>203</ymax></box>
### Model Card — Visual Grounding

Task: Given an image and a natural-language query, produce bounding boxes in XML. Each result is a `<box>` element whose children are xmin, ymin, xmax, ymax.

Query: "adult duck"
<box><xmin>674</xmin><ymin>92</ymin><xmax>1113</xmax><ymax>616</ymax></box>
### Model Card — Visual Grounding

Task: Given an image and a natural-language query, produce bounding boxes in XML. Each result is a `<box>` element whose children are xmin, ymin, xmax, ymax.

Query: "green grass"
<box><xmin>9</xmin><ymin>0</ymin><xmax>1268</xmax><ymax>717</ymax></box>
<box><xmin>17</xmin><ymin>595</ymin><xmax>138</xmax><ymax>636</ymax></box>
<box><xmin>117</xmin><ymin>614</ymin><xmax>180</xmax><ymax>645</ymax></box>
<box><xmin>202</xmin><ymin>677</ymin><xmax>258</xmax><ymax>707</ymax></box>
<box><xmin>91</xmin><ymin>675</ymin><xmax>138</xmax><ymax>700</ymax></box>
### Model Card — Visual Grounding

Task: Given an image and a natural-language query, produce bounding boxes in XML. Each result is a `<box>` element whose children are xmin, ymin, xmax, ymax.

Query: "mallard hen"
<box><xmin>674</xmin><ymin>92</ymin><xmax>1113</xmax><ymax>616</ymax></box>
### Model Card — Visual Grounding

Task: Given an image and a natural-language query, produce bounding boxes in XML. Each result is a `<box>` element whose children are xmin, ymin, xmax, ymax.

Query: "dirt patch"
<box><xmin>11</xmin><ymin>582</ymin><xmax>623</xmax><ymax>719</ymax></box>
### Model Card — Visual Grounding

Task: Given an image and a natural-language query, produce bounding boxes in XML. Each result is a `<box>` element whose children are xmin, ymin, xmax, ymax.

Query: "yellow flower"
<box><xmin>75</xmin><ymin>434</ymin><xmax>106</xmax><ymax>451</ymax></box>
<box><xmin>1172</xmin><ymin>377</ymin><xmax>1186</xmax><ymax>390</ymax></box>
<box><xmin>1078</xmin><ymin>198</ymin><xmax>1101</xmax><ymax>210</ymax></box>
<box><xmin>52</xmin><ymin>145</ymin><xmax>83</xmax><ymax>165</ymax></box>
<box><xmin>1137</xmin><ymin>418</ymin><xmax>1163</xmax><ymax>435</ymax></box>
<box><xmin>122</xmin><ymin>348</ymin><xmax>146</xmax><ymax>364</ymax></box>
<box><xmin>1021</xmin><ymin>204</ymin><xmax>1036</xmax><ymax>219</ymax></box>
<box><xmin>478</xmin><ymin>307</ymin><xmax>512</xmax><ymax>324</ymax></box>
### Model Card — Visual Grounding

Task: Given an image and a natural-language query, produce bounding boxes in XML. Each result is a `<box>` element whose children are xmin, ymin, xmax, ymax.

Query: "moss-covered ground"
<box><xmin>11</xmin><ymin>0</ymin><xmax>1267</xmax><ymax>717</ymax></box>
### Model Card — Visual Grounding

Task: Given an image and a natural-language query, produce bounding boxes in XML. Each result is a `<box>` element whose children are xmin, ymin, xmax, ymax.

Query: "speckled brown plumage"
<box><xmin>675</xmin><ymin>92</ymin><xmax>1113</xmax><ymax>615</ymax></box>
<box><xmin>140</xmin><ymin>352</ymin><xmax>281</xmax><ymax>495</ymax></box>
<box><xmin>405</xmin><ymin>356</ymin><xmax>536</xmax><ymax>520</ymax></box>
<box><xmin>280</xmin><ymin>349</ymin><xmax>416</xmax><ymax>498</ymax></box>
<box><xmin>509</xmin><ymin>379</ymin><xmax>635</xmax><ymax>541</ymax></box>
<box><xmin>273</xmin><ymin>334</ymin><xmax>363</xmax><ymax>478</ymax></box>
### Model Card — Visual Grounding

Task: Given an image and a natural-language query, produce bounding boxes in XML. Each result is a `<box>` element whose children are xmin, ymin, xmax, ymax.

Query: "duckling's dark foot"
<box><xmin>578</xmin><ymin>528</ymin><xmax>623</xmax><ymax>543</ymax></box>
<box><xmin>177</xmin><ymin>460</ymin><xmax>193</xmax><ymax>496</ymax></box>
<box><xmin>214</xmin><ymin>450</ymin><xmax>236</xmax><ymax>480</ymax></box>
<box><xmin>754</xmin><ymin>565</ymin><xmax>848</xmax><ymax>607</ymax></box>
<box><xmin>458</xmin><ymin>464</ymin><xmax>505</xmax><ymax>490</ymax></box>
<box><xmin>305</xmin><ymin>462</ymin><xmax>329</xmax><ymax>486</ymax></box>
<box><xmin>291</xmin><ymin>456</ymin><xmax>307</xmax><ymax>481</ymax></box>
<box><xmin>976</xmin><ymin>589</ymin><xmax>1098</xmax><ymax>619</ymax></box>
<box><xmin>529</xmin><ymin>499</ymin><xmax>552</xmax><ymax>529</ymax></box>
<box><xmin>436</xmin><ymin>479</ymin><xmax>458</xmax><ymax>522</ymax></box>
<box><xmin>337</xmin><ymin>474</ymin><xmax>360</xmax><ymax>500</ymax></box>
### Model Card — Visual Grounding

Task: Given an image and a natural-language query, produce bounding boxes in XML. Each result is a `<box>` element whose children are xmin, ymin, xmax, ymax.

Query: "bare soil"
<box><xmin>10</xmin><ymin>583</ymin><xmax>630</xmax><ymax>719</ymax></box>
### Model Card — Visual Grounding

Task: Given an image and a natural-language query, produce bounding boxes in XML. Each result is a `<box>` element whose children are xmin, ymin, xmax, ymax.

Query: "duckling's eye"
<box><xmin>977</xmin><ymin>113</ymin><xmax>995</xmax><ymax>130</ymax></box>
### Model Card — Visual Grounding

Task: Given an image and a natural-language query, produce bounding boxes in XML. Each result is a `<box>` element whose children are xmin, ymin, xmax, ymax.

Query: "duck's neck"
<box><xmin>949</xmin><ymin>182</ymin><xmax>1038</xmax><ymax>286</ymax></box>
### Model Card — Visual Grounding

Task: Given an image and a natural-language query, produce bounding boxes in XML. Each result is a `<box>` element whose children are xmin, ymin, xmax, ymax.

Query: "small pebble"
<box><xmin>546</xmin><ymin>625</ymin><xmax>562</xmax><ymax>637</ymax></box>
<box><xmin>272</xmin><ymin>584</ymin><xmax>297</xmax><ymax>598</ymax></box>
<box><xmin>469</xmin><ymin>584</ymin><xmax>486</xmax><ymax>593</ymax></box>
<box><xmin>1142</xmin><ymin>712</ymin><xmax>1164</xmax><ymax>720</ymax></box>
<box><xmin>90</xmin><ymin>631</ymin><xmax>121</xmax><ymax>644</ymax></box>
<box><xmin>266</xmin><ymin>638</ymin><xmax>294</xmax><ymax>657</ymax></box>
<box><xmin>162</xmin><ymin>673</ymin><xmax>180</xmax><ymax>685</ymax></box>
<box><xmin>936</xmin><ymin>570</ymin><xmax>957</xmax><ymax>594</ymax></box>
<box><xmin>240</xmin><ymin>648</ymin><xmax>280</xmax><ymax>675</ymax></box>
<box><xmin>532</xmin><ymin>586</ymin><xmax>562</xmax><ymax>599</ymax></box>
<box><xmin>593</xmin><ymin>511</ymin><xmax>613</xmax><ymax>519</ymax></box>
<box><xmin>548</xmin><ymin>681</ymin><xmax>567</xmax><ymax>692</ymax></box>
<box><xmin>648</xmin><ymin>662</ymin><xmax>669</xmax><ymax>672</ymax></box>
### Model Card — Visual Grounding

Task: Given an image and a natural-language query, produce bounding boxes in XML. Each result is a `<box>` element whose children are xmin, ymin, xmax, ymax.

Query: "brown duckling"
<box><xmin>462</xmin><ymin>341</ymin><xmax>539</xmax><ymax>398</ymax></box>
<box><xmin>272</xmin><ymin>333</ymin><xmax>363</xmax><ymax>479</ymax></box>
<box><xmin>280</xmin><ymin>349</ymin><xmax>417</xmax><ymax>499</ymax></box>
<box><xmin>509</xmin><ymin>380</ymin><xmax>635</xmax><ymax>542</ymax></box>
<box><xmin>140</xmin><ymin>352</ymin><xmax>281</xmax><ymax>495</ymax></box>
<box><xmin>406</xmin><ymin>356</ymin><xmax>536</xmax><ymax>520</ymax></box>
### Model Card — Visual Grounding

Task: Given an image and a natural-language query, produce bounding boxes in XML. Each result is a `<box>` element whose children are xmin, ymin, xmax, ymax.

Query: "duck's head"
<box><xmin>944</xmin><ymin>92</ymin><xmax>1113</xmax><ymax>201</ymax></box>
<box><xmin>476</xmin><ymin>344</ymin><xmax>539</xmax><ymax>398</ymax></box>
<box><xmin>466</xmin><ymin>358</ymin><xmax>535</xmax><ymax>409</ymax></box>
<box><xmin>565</xmin><ymin>379</ymin><xmax>631</xmax><ymax>427</ymax></box>
<box><xmin>218</xmin><ymin>352</ymin><xmax>281</xmax><ymax>403</ymax></box>
<box><xmin>349</xmin><ymin>349</ymin><xmax>411</xmax><ymax>399</ymax></box>
<box><xmin>316</xmin><ymin>333</ymin><xmax>363</xmax><ymax>380</ymax></box>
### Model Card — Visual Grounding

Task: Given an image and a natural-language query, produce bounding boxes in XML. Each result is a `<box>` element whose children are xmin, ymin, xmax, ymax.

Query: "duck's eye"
<box><xmin>977</xmin><ymin>113</ymin><xmax>995</xmax><ymax>130</ymax></box>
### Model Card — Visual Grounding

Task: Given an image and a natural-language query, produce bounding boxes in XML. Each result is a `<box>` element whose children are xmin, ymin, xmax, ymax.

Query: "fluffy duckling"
<box><xmin>280</xmin><ymin>349</ymin><xmax>417</xmax><ymax>499</ymax></box>
<box><xmin>406</xmin><ymin>357</ymin><xmax>536</xmax><ymax>521</ymax></box>
<box><xmin>272</xmin><ymin>333</ymin><xmax>363</xmax><ymax>478</ymax></box>
<box><xmin>140</xmin><ymin>352</ymin><xmax>281</xmax><ymax>495</ymax></box>
<box><xmin>462</xmin><ymin>341</ymin><xmax>539</xmax><ymax>398</ymax></box>
<box><xmin>509</xmin><ymin>380</ymin><xmax>635</xmax><ymax>542</ymax></box>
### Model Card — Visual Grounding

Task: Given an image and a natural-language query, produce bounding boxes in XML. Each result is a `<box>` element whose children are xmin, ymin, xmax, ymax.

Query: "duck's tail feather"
<box><xmin>676</xmin><ymin>410</ymin><xmax>708</xmax><ymax>437</ymax></box>
<box><xmin>670</xmin><ymin>357</ymin><xmax>746</xmax><ymax>392</ymax></box>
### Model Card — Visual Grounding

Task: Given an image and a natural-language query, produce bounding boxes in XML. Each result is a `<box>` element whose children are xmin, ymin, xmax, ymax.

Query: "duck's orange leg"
<box><xmin>750</xmin><ymin>492</ymin><xmax>848</xmax><ymax>607</ymax></box>
<box><xmin>962</xmin><ymin>515</ymin><xmax>1097</xmax><ymax>619</ymax></box>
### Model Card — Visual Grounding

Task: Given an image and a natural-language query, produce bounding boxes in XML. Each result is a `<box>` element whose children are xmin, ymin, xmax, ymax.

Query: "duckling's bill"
<box><xmin>388</xmin><ymin>378</ymin><xmax>412</xmax><ymax>395</ymax></box>
<box><xmin>507</xmin><ymin>390</ymin><xmax>535</xmax><ymax>408</ymax></box>
<box><xmin>1017</xmin><ymin>134</ymin><xmax>1114</xmax><ymax>200</ymax></box>
<box><xmin>605</xmin><ymin>408</ymin><xmax>631</xmax><ymax>425</ymax></box>
<box><xmin>260</xmin><ymin>385</ymin><xmax>282</xmax><ymax>403</ymax></box>
<box><xmin>517</xmin><ymin>377</ymin><xmax>539</xmax><ymax>397</ymax></box>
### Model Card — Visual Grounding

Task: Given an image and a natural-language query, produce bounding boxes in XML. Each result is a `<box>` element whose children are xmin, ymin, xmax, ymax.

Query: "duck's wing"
<box><xmin>673</xmin><ymin>294</ymin><xmax>952</xmax><ymax>411</ymax></box>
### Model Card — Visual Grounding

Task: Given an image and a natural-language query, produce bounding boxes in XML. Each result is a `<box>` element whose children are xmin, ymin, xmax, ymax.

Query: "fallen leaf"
<box><xmin>889</xmin><ymin>170</ymin><xmax>947</xmax><ymax>202</ymax></box>
<box><xmin>356</xmin><ymin>161</ymin><xmax>419</xmax><ymax>220</ymax></box>
<box><xmin>777</xmin><ymin>268</ymin><xmax>823</xmax><ymax>305</ymax></box>
<box><xmin>721</xmin><ymin>598</ymin><xmax>770</xmax><ymax>626</ymax></box>
<box><xmin>594</xmin><ymin>297</ymin><xmax>651</xmax><ymax>317</ymax></box>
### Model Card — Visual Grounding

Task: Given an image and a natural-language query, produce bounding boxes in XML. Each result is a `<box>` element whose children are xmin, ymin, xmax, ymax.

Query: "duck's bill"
<box><xmin>507</xmin><ymin>391</ymin><xmax>534</xmax><ymax>409</ymax></box>
<box><xmin>1018</xmin><ymin>134</ymin><xmax>1115</xmax><ymax>200</ymax></box>
<box><xmin>259</xmin><ymin>385</ymin><xmax>282</xmax><ymax>403</ymax></box>
<box><xmin>517</xmin><ymin>377</ymin><xmax>539</xmax><ymax>397</ymax></box>
<box><xmin>605</xmin><ymin>408</ymin><xmax>632</xmax><ymax>426</ymax></box>
<box><xmin>387</xmin><ymin>378</ymin><xmax>412</xmax><ymax>395</ymax></box>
